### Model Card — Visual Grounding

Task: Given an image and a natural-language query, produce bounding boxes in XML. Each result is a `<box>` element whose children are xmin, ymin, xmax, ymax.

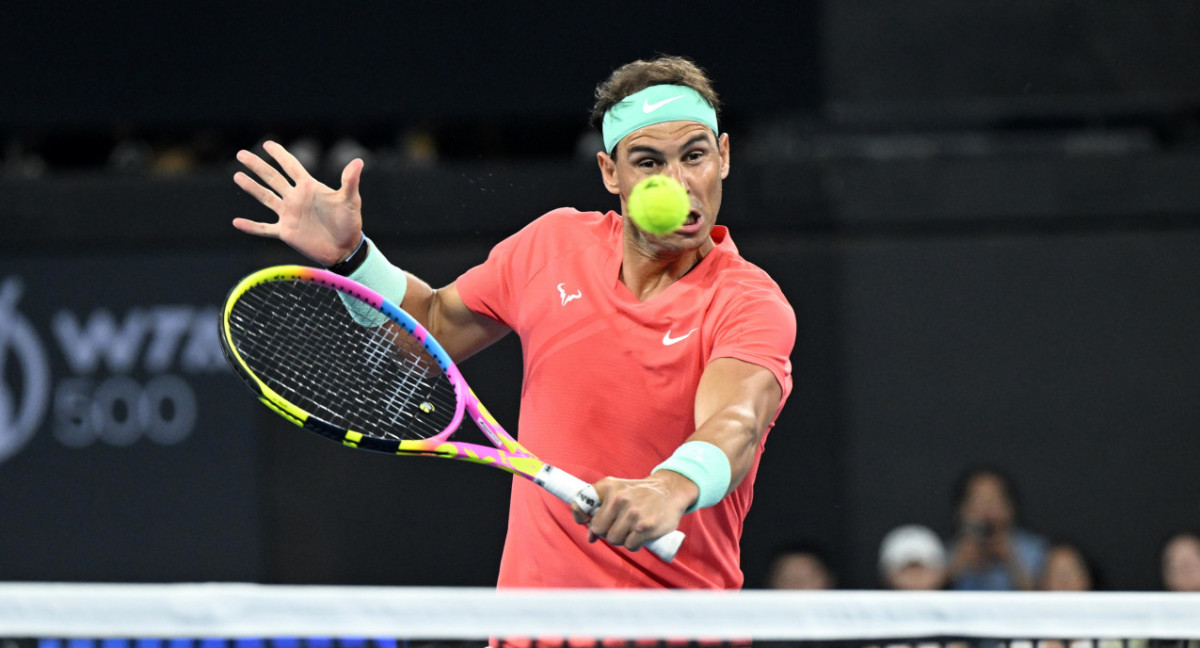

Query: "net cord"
<box><xmin>2</xmin><ymin>583</ymin><xmax>1199</xmax><ymax>640</ymax></box>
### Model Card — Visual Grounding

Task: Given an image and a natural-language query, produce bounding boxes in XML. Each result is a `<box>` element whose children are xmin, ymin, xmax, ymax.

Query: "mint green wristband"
<box><xmin>339</xmin><ymin>236</ymin><xmax>408</xmax><ymax>327</ymax></box>
<box><xmin>653</xmin><ymin>441</ymin><xmax>732</xmax><ymax>513</ymax></box>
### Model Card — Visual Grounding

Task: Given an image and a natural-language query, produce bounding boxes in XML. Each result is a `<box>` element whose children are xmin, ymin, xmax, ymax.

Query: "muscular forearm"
<box><xmin>654</xmin><ymin>357</ymin><xmax>783</xmax><ymax>512</ymax></box>
<box><xmin>689</xmin><ymin>358</ymin><xmax>782</xmax><ymax>491</ymax></box>
<box><xmin>684</xmin><ymin>402</ymin><xmax>763</xmax><ymax>495</ymax></box>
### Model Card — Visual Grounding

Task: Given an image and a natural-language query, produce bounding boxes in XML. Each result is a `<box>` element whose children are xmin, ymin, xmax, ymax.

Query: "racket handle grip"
<box><xmin>535</xmin><ymin>465</ymin><xmax>686</xmax><ymax>563</ymax></box>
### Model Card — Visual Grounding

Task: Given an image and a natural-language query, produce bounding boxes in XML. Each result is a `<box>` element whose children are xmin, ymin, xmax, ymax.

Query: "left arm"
<box><xmin>689</xmin><ymin>356</ymin><xmax>786</xmax><ymax>493</ymax></box>
<box><xmin>578</xmin><ymin>357</ymin><xmax>784</xmax><ymax>552</ymax></box>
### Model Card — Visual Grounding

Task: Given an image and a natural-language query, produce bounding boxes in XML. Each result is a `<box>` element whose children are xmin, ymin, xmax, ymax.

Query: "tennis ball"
<box><xmin>627</xmin><ymin>175</ymin><xmax>690</xmax><ymax>235</ymax></box>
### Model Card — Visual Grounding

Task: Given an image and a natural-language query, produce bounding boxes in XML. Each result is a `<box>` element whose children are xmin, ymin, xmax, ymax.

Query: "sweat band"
<box><xmin>601</xmin><ymin>84</ymin><xmax>719</xmax><ymax>154</ymax></box>
<box><xmin>326</xmin><ymin>233</ymin><xmax>369</xmax><ymax>276</ymax></box>
<box><xmin>338</xmin><ymin>236</ymin><xmax>408</xmax><ymax>327</ymax></box>
<box><xmin>653</xmin><ymin>440</ymin><xmax>732</xmax><ymax>513</ymax></box>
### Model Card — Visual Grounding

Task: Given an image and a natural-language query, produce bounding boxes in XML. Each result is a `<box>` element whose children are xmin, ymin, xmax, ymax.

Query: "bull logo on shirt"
<box><xmin>556</xmin><ymin>283</ymin><xmax>582</xmax><ymax>307</ymax></box>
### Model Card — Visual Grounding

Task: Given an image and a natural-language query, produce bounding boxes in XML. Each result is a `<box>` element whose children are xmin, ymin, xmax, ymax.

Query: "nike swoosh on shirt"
<box><xmin>643</xmin><ymin>95</ymin><xmax>684</xmax><ymax>113</ymax></box>
<box><xmin>662</xmin><ymin>328</ymin><xmax>698</xmax><ymax>345</ymax></box>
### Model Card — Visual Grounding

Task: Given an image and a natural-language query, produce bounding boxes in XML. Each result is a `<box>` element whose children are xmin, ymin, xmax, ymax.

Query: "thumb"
<box><xmin>570</xmin><ymin>501</ymin><xmax>592</xmax><ymax>525</ymax></box>
<box><xmin>340</xmin><ymin>157</ymin><xmax>365</xmax><ymax>197</ymax></box>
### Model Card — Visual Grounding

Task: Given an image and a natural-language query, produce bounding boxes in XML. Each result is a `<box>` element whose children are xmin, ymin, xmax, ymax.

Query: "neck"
<box><xmin>619</xmin><ymin>238</ymin><xmax>712</xmax><ymax>302</ymax></box>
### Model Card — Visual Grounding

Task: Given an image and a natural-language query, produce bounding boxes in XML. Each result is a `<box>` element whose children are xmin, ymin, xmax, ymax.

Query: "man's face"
<box><xmin>599</xmin><ymin>120</ymin><xmax>730</xmax><ymax>254</ymax></box>
<box><xmin>959</xmin><ymin>472</ymin><xmax>1015</xmax><ymax>530</ymax></box>
<box><xmin>888</xmin><ymin>563</ymin><xmax>946</xmax><ymax>590</ymax></box>
<box><xmin>768</xmin><ymin>553</ymin><xmax>834</xmax><ymax>590</ymax></box>
<box><xmin>1040</xmin><ymin>546</ymin><xmax>1092</xmax><ymax>591</ymax></box>
<box><xmin>1164</xmin><ymin>535</ymin><xmax>1200</xmax><ymax>591</ymax></box>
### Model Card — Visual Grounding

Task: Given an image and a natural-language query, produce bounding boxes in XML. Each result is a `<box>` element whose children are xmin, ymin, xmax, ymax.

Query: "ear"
<box><xmin>718</xmin><ymin>133</ymin><xmax>731</xmax><ymax>180</ymax></box>
<box><xmin>597</xmin><ymin>150</ymin><xmax>621</xmax><ymax>195</ymax></box>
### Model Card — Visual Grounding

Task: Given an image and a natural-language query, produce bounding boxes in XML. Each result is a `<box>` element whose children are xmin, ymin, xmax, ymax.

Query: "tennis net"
<box><xmin>1</xmin><ymin>583</ymin><xmax>1199</xmax><ymax>647</ymax></box>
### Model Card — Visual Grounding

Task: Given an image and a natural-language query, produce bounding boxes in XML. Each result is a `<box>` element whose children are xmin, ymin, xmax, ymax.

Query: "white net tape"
<box><xmin>1</xmin><ymin>583</ymin><xmax>1199</xmax><ymax>641</ymax></box>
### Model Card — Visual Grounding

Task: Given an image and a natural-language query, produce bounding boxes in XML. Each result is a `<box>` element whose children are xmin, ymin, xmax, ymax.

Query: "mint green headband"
<box><xmin>601</xmin><ymin>84</ymin><xmax>718</xmax><ymax>154</ymax></box>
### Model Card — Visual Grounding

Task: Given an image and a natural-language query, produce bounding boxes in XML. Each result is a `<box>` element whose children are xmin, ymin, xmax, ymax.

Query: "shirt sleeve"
<box><xmin>455</xmin><ymin>237</ymin><xmax>520</xmax><ymax>329</ymax></box>
<box><xmin>708</xmin><ymin>282</ymin><xmax>797</xmax><ymax>401</ymax></box>
<box><xmin>455</xmin><ymin>208</ymin><xmax>573</xmax><ymax>331</ymax></box>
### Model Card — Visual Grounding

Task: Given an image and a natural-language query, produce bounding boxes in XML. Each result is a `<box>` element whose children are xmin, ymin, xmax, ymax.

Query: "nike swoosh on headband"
<box><xmin>643</xmin><ymin>95</ymin><xmax>684</xmax><ymax>113</ymax></box>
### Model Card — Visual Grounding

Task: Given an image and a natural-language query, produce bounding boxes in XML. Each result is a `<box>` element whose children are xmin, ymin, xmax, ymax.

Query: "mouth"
<box><xmin>676</xmin><ymin>209</ymin><xmax>702</xmax><ymax>233</ymax></box>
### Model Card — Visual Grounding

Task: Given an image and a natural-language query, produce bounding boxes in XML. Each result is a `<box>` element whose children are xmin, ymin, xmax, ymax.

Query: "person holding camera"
<box><xmin>946</xmin><ymin>467</ymin><xmax>1049</xmax><ymax>590</ymax></box>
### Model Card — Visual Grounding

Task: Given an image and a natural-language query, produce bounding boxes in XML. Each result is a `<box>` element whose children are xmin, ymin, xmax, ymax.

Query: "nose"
<box><xmin>662</xmin><ymin>165</ymin><xmax>690</xmax><ymax>196</ymax></box>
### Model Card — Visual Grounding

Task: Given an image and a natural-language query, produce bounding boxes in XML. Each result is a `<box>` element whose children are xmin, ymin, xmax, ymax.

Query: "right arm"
<box><xmin>232</xmin><ymin>140</ymin><xmax>510</xmax><ymax>361</ymax></box>
<box><xmin>400</xmin><ymin>276</ymin><xmax>510</xmax><ymax>362</ymax></box>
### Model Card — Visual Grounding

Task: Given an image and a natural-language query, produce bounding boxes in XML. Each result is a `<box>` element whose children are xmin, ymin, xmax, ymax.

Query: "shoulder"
<box><xmin>1014</xmin><ymin>528</ymin><xmax>1050</xmax><ymax>551</ymax></box>
<box><xmin>497</xmin><ymin>208</ymin><xmax>617</xmax><ymax>254</ymax></box>
<box><xmin>475</xmin><ymin>208</ymin><xmax>618</xmax><ymax>285</ymax></box>
<box><xmin>530</xmin><ymin>207</ymin><xmax>617</xmax><ymax>235</ymax></box>
<box><xmin>707</xmin><ymin>228</ymin><xmax>788</xmax><ymax>295</ymax></box>
<box><xmin>708</xmin><ymin>246</ymin><xmax>794</xmax><ymax>319</ymax></box>
<box><xmin>698</xmin><ymin>236</ymin><xmax>797</xmax><ymax>354</ymax></box>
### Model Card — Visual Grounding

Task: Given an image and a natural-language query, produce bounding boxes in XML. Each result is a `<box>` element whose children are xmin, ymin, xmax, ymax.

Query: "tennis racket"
<box><xmin>219</xmin><ymin>265</ymin><xmax>684</xmax><ymax>562</ymax></box>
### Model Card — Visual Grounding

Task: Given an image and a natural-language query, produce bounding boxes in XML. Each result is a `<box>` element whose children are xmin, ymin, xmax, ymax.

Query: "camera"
<box><xmin>966</xmin><ymin>521</ymin><xmax>996</xmax><ymax>539</ymax></box>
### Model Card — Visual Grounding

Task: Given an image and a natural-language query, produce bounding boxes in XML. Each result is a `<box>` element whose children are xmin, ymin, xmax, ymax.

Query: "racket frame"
<box><xmin>220</xmin><ymin>265</ymin><xmax>683</xmax><ymax>561</ymax></box>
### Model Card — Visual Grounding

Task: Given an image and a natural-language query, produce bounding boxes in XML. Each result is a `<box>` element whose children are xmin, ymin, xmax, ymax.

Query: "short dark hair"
<box><xmin>765</xmin><ymin>539</ymin><xmax>837</xmax><ymax>588</ymax></box>
<box><xmin>589</xmin><ymin>55</ymin><xmax>721</xmax><ymax>143</ymax></box>
<box><xmin>1043</xmin><ymin>540</ymin><xmax>1104</xmax><ymax>591</ymax></box>
<box><xmin>951</xmin><ymin>464</ymin><xmax>1021</xmax><ymax>513</ymax></box>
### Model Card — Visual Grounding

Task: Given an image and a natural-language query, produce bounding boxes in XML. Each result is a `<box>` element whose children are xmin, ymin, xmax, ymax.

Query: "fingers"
<box><xmin>263</xmin><ymin>140</ymin><xmax>315</xmax><ymax>185</ymax></box>
<box><xmin>570</xmin><ymin>501</ymin><xmax>592</xmax><ymax>526</ymax></box>
<box><xmin>581</xmin><ymin>481</ymin><xmax>660</xmax><ymax>552</ymax></box>
<box><xmin>591</xmin><ymin>513</ymin><xmax>649</xmax><ymax>552</ymax></box>
<box><xmin>231</xmin><ymin>217</ymin><xmax>281</xmax><ymax>239</ymax></box>
<box><xmin>233</xmin><ymin>171</ymin><xmax>282</xmax><ymax>211</ymax></box>
<box><xmin>235</xmin><ymin>147</ymin><xmax>293</xmax><ymax>198</ymax></box>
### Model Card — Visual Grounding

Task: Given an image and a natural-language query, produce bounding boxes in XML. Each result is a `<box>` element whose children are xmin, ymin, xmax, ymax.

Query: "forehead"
<box><xmin>1048</xmin><ymin>546</ymin><xmax>1083</xmax><ymax>565</ymax></box>
<box><xmin>781</xmin><ymin>553</ymin><xmax>825</xmax><ymax>568</ymax></box>
<box><xmin>967</xmin><ymin>473</ymin><xmax>1007</xmax><ymax>496</ymax></box>
<box><xmin>620</xmin><ymin>120</ymin><xmax>716</xmax><ymax>154</ymax></box>
<box><xmin>1167</xmin><ymin>536</ymin><xmax>1200</xmax><ymax>558</ymax></box>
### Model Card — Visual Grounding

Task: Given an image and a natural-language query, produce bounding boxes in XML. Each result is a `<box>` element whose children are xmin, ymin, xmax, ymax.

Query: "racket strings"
<box><xmin>228</xmin><ymin>279</ymin><xmax>460</xmax><ymax>441</ymax></box>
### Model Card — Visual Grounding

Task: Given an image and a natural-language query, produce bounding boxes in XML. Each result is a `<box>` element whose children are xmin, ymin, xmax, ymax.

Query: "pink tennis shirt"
<box><xmin>456</xmin><ymin>208</ymin><xmax>795</xmax><ymax>589</ymax></box>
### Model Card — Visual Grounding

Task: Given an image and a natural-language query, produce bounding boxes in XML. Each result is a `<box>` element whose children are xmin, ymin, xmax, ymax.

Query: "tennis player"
<box><xmin>232</xmin><ymin>55</ymin><xmax>795</xmax><ymax>591</ymax></box>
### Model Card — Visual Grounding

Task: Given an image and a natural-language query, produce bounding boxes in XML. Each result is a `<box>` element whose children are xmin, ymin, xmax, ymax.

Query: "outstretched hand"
<box><xmin>232</xmin><ymin>140</ymin><xmax>365</xmax><ymax>266</ymax></box>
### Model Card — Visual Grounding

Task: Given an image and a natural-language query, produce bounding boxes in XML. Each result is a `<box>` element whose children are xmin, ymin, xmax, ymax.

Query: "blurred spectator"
<box><xmin>1037</xmin><ymin>542</ymin><xmax>1096</xmax><ymax>591</ymax></box>
<box><xmin>288</xmin><ymin>136</ymin><xmax>324</xmax><ymax>172</ymax></box>
<box><xmin>3</xmin><ymin>137</ymin><xmax>47</xmax><ymax>178</ymax></box>
<box><xmin>151</xmin><ymin>144</ymin><xmax>199</xmax><ymax>175</ymax></box>
<box><xmin>946</xmin><ymin>466</ymin><xmax>1048</xmax><ymax>590</ymax></box>
<box><xmin>765</xmin><ymin>541</ymin><xmax>836</xmax><ymax>590</ymax></box>
<box><xmin>400</xmin><ymin>126</ymin><xmax>440</xmax><ymax>167</ymax></box>
<box><xmin>879</xmin><ymin>524</ymin><xmax>948</xmax><ymax>590</ymax></box>
<box><xmin>1161</xmin><ymin>532</ymin><xmax>1200</xmax><ymax>592</ymax></box>
<box><xmin>1032</xmin><ymin>545</ymin><xmax>1129</xmax><ymax>648</ymax></box>
<box><xmin>108</xmin><ymin>137</ymin><xmax>153</xmax><ymax>173</ymax></box>
<box><xmin>574</xmin><ymin>129</ymin><xmax>605</xmax><ymax>162</ymax></box>
<box><xmin>325</xmin><ymin>137</ymin><xmax>373</xmax><ymax>178</ymax></box>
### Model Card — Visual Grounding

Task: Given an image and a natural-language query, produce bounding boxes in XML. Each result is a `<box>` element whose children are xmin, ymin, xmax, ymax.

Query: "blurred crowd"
<box><xmin>0</xmin><ymin>123</ymin><xmax>603</xmax><ymax>179</ymax></box>
<box><xmin>765</xmin><ymin>467</ymin><xmax>1200</xmax><ymax>593</ymax></box>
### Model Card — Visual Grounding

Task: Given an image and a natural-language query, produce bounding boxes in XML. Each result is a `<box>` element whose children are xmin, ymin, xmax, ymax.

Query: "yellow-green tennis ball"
<box><xmin>627</xmin><ymin>175</ymin><xmax>690</xmax><ymax>235</ymax></box>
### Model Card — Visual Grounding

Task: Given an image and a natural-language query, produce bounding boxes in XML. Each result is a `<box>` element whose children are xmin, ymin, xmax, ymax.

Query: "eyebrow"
<box><xmin>626</xmin><ymin>133</ymin><xmax>715</xmax><ymax>158</ymax></box>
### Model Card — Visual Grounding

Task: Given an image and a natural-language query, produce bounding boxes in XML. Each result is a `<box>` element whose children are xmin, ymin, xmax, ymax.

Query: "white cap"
<box><xmin>879</xmin><ymin>524</ymin><xmax>947</xmax><ymax>575</ymax></box>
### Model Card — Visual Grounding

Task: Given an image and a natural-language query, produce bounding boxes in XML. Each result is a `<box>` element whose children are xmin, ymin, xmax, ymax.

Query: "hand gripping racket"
<box><xmin>219</xmin><ymin>265</ymin><xmax>684</xmax><ymax>562</ymax></box>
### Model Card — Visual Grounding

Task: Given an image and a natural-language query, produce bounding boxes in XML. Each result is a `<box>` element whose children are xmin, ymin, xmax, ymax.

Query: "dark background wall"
<box><xmin>2</xmin><ymin>1</ymin><xmax>1199</xmax><ymax>592</ymax></box>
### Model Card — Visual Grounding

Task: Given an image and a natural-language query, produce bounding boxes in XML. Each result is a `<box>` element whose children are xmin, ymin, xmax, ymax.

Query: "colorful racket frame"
<box><xmin>219</xmin><ymin>265</ymin><xmax>684</xmax><ymax>562</ymax></box>
<box><xmin>219</xmin><ymin>265</ymin><xmax>546</xmax><ymax>479</ymax></box>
